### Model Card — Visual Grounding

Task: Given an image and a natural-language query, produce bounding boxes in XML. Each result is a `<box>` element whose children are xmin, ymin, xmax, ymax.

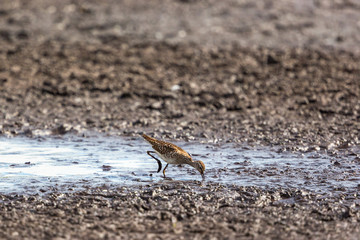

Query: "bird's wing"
<box><xmin>152</xmin><ymin>142</ymin><xmax>192</xmax><ymax>159</ymax></box>
<box><xmin>144</xmin><ymin>134</ymin><xmax>193</xmax><ymax>160</ymax></box>
<box><xmin>151</xmin><ymin>142</ymin><xmax>176</xmax><ymax>155</ymax></box>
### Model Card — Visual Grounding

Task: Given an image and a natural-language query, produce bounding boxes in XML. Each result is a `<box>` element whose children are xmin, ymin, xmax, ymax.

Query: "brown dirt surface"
<box><xmin>0</xmin><ymin>0</ymin><xmax>359</xmax><ymax>239</ymax></box>
<box><xmin>1</xmin><ymin>183</ymin><xmax>360</xmax><ymax>240</ymax></box>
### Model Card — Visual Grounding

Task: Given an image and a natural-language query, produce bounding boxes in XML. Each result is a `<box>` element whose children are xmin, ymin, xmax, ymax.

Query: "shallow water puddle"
<box><xmin>0</xmin><ymin>136</ymin><xmax>359</xmax><ymax>194</ymax></box>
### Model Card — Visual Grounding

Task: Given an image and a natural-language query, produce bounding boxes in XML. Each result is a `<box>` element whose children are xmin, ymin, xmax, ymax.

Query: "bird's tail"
<box><xmin>142</xmin><ymin>134</ymin><xmax>158</xmax><ymax>145</ymax></box>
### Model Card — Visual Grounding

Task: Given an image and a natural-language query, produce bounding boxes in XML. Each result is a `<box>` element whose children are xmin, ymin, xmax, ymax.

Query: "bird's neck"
<box><xmin>189</xmin><ymin>161</ymin><xmax>198</xmax><ymax>168</ymax></box>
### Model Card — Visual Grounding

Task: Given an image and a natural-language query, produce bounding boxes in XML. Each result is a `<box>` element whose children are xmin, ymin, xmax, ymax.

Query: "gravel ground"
<box><xmin>0</xmin><ymin>0</ymin><xmax>359</xmax><ymax>239</ymax></box>
<box><xmin>1</xmin><ymin>183</ymin><xmax>359</xmax><ymax>240</ymax></box>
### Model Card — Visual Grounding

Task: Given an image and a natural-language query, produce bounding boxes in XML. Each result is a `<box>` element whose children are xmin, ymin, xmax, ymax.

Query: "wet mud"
<box><xmin>1</xmin><ymin>136</ymin><xmax>359</xmax><ymax>195</ymax></box>
<box><xmin>0</xmin><ymin>0</ymin><xmax>360</xmax><ymax>239</ymax></box>
<box><xmin>0</xmin><ymin>136</ymin><xmax>359</xmax><ymax>239</ymax></box>
<box><xmin>1</xmin><ymin>182</ymin><xmax>360</xmax><ymax>240</ymax></box>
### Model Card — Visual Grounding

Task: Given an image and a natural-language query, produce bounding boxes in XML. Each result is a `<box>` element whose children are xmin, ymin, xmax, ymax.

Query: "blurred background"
<box><xmin>0</xmin><ymin>0</ymin><xmax>359</xmax><ymax>147</ymax></box>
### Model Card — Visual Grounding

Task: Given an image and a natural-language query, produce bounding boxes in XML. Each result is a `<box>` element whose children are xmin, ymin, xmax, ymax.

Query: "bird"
<box><xmin>142</xmin><ymin>134</ymin><xmax>205</xmax><ymax>178</ymax></box>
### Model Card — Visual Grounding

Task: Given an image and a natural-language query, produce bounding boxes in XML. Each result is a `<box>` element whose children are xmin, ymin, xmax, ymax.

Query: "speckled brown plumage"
<box><xmin>142</xmin><ymin>134</ymin><xmax>205</xmax><ymax>178</ymax></box>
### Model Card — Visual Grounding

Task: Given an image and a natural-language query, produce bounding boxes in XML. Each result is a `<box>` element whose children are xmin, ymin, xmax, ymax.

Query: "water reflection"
<box><xmin>0</xmin><ymin>136</ymin><xmax>358</xmax><ymax>194</ymax></box>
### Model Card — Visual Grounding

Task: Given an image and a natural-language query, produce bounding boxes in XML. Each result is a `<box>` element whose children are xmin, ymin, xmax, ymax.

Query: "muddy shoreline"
<box><xmin>0</xmin><ymin>182</ymin><xmax>359</xmax><ymax>240</ymax></box>
<box><xmin>1</xmin><ymin>0</ymin><xmax>360</xmax><ymax>239</ymax></box>
<box><xmin>1</xmin><ymin>41</ymin><xmax>359</xmax><ymax>150</ymax></box>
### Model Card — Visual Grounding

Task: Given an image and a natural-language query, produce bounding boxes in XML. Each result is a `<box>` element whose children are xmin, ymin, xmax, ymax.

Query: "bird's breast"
<box><xmin>155</xmin><ymin>151</ymin><xmax>182</xmax><ymax>164</ymax></box>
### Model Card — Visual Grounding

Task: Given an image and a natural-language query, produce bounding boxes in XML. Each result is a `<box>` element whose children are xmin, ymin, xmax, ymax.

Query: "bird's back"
<box><xmin>142</xmin><ymin>134</ymin><xmax>192</xmax><ymax>163</ymax></box>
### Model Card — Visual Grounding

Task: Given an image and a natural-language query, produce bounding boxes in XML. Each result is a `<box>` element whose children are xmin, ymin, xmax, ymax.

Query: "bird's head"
<box><xmin>194</xmin><ymin>160</ymin><xmax>205</xmax><ymax>177</ymax></box>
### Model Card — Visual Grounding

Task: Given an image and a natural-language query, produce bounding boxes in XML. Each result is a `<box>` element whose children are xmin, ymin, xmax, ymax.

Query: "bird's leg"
<box><xmin>163</xmin><ymin>163</ymin><xmax>169</xmax><ymax>178</ymax></box>
<box><xmin>147</xmin><ymin>151</ymin><xmax>162</xmax><ymax>173</ymax></box>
